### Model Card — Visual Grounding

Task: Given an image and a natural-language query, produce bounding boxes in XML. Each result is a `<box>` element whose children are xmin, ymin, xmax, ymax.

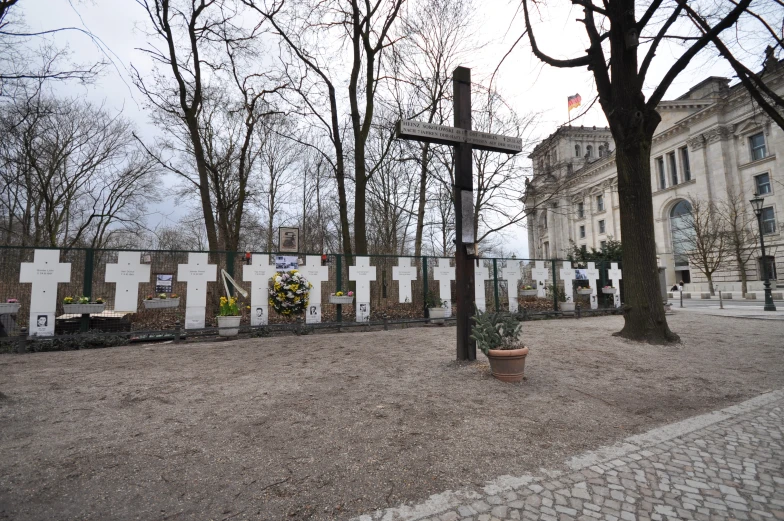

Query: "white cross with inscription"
<box><xmin>349</xmin><ymin>256</ymin><xmax>376</xmax><ymax>322</ymax></box>
<box><xmin>302</xmin><ymin>255</ymin><xmax>329</xmax><ymax>324</ymax></box>
<box><xmin>474</xmin><ymin>262</ymin><xmax>490</xmax><ymax>312</ymax></box>
<box><xmin>531</xmin><ymin>261</ymin><xmax>550</xmax><ymax>298</ymax></box>
<box><xmin>586</xmin><ymin>262</ymin><xmax>601</xmax><ymax>310</ymax></box>
<box><xmin>242</xmin><ymin>254</ymin><xmax>276</xmax><ymax>326</ymax></box>
<box><xmin>502</xmin><ymin>260</ymin><xmax>523</xmax><ymax>313</ymax></box>
<box><xmin>19</xmin><ymin>249</ymin><xmax>71</xmax><ymax>336</ymax></box>
<box><xmin>178</xmin><ymin>253</ymin><xmax>217</xmax><ymax>329</ymax></box>
<box><xmin>608</xmin><ymin>262</ymin><xmax>623</xmax><ymax>308</ymax></box>
<box><xmin>432</xmin><ymin>258</ymin><xmax>455</xmax><ymax>318</ymax></box>
<box><xmin>105</xmin><ymin>252</ymin><xmax>150</xmax><ymax>312</ymax></box>
<box><xmin>392</xmin><ymin>257</ymin><xmax>417</xmax><ymax>304</ymax></box>
<box><xmin>559</xmin><ymin>261</ymin><xmax>576</xmax><ymax>303</ymax></box>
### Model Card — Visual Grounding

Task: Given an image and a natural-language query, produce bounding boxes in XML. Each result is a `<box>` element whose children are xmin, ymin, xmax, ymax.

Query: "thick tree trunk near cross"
<box><xmin>396</xmin><ymin>66</ymin><xmax>523</xmax><ymax>360</ymax></box>
<box><xmin>521</xmin><ymin>0</ymin><xmax>752</xmax><ymax>343</ymax></box>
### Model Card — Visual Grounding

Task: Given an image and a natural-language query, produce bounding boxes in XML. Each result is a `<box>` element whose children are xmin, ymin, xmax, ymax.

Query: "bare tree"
<box><xmin>258</xmin><ymin>115</ymin><xmax>299</xmax><ymax>251</ymax></box>
<box><xmin>720</xmin><ymin>187</ymin><xmax>761</xmax><ymax>296</ymax></box>
<box><xmin>679</xmin><ymin>196</ymin><xmax>729</xmax><ymax>295</ymax></box>
<box><xmin>521</xmin><ymin>0</ymin><xmax>753</xmax><ymax>342</ymax></box>
<box><xmin>394</xmin><ymin>0</ymin><xmax>474</xmax><ymax>256</ymax></box>
<box><xmin>0</xmin><ymin>96</ymin><xmax>159</xmax><ymax>248</ymax></box>
<box><xmin>243</xmin><ymin>0</ymin><xmax>354</xmax><ymax>261</ymax></box>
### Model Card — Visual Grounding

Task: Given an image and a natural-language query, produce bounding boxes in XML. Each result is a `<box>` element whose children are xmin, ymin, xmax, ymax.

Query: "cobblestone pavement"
<box><xmin>355</xmin><ymin>391</ymin><xmax>784</xmax><ymax>521</ymax></box>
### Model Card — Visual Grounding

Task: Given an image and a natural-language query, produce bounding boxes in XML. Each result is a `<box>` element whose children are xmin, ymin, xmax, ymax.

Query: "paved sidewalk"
<box><xmin>354</xmin><ymin>391</ymin><xmax>784</xmax><ymax>521</ymax></box>
<box><xmin>670</xmin><ymin>306</ymin><xmax>784</xmax><ymax>320</ymax></box>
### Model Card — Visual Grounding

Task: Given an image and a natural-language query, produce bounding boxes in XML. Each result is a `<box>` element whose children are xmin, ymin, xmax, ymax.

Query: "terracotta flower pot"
<box><xmin>486</xmin><ymin>346</ymin><xmax>529</xmax><ymax>383</ymax></box>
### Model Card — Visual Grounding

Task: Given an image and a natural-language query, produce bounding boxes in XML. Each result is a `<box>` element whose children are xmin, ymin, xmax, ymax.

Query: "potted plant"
<box><xmin>577</xmin><ymin>285</ymin><xmax>593</xmax><ymax>296</ymax></box>
<box><xmin>142</xmin><ymin>292</ymin><xmax>181</xmax><ymax>309</ymax></box>
<box><xmin>63</xmin><ymin>296</ymin><xmax>106</xmax><ymax>314</ymax></box>
<box><xmin>0</xmin><ymin>298</ymin><xmax>21</xmax><ymax>314</ymax></box>
<box><xmin>217</xmin><ymin>296</ymin><xmax>241</xmax><ymax>337</ymax></box>
<box><xmin>425</xmin><ymin>290</ymin><xmax>445</xmax><ymax>324</ymax></box>
<box><xmin>471</xmin><ymin>310</ymin><xmax>529</xmax><ymax>383</ymax></box>
<box><xmin>329</xmin><ymin>290</ymin><xmax>354</xmax><ymax>304</ymax></box>
<box><xmin>602</xmin><ymin>285</ymin><xmax>616</xmax><ymax>294</ymax></box>
<box><xmin>548</xmin><ymin>285</ymin><xmax>574</xmax><ymax>313</ymax></box>
<box><xmin>520</xmin><ymin>284</ymin><xmax>538</xmax><ymax>297</ymax></box>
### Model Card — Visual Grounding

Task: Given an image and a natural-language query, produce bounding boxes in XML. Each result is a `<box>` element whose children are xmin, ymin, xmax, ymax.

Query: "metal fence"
<box><xmin>0</xmin><ymin>245</ymin><xmax>623</xmax><ymax>337</ymax></box>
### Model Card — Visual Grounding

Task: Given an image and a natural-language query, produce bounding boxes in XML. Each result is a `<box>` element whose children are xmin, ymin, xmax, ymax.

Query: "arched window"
<box><xmin>575</xmin><ymin>144</ymin><xmax>581</xmax><ymax>157</ymax></box>
<box><xmin>598</xmin><ymin>145</ymin><xmax>604</xmax><ymax>158</ymax></box>
<box><xmin>670</xmin><ymin>200</ymin><xmax>693</xmax><ymax>267</ymax></box>
<box><xmin>586</xmin><ymin>145</ymin><xmax>593</xmax><ymax>157</ymax></box>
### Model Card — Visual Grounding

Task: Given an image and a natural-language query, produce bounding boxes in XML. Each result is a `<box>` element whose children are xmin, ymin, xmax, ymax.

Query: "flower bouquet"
<box><xmin>269</xmin><ymin>270</ymin><xmax>312</xmax><ymax>316</ymax></box>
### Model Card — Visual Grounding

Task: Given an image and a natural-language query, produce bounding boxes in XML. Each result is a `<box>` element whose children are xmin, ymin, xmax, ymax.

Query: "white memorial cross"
<box><xmin>531</xmin><ymin>261</ymin><xmax>550</xmax><ymax>298</ymax></box>
<box><xmin>19</xmin><ymin>249</ymin><xmax>71</xmax><ymax>336</ymax></box>
<box><xmin>392</xmin><ymin>257</ymin><xmax>417</xmax><ymax>304</ymax></box>
<box><xmin>242</xmin><ymin>254</ymin><xmax>276</xmax><ymax>326</ymax></box>
<box><xmin>302</xmin><ymin>255</ymin><xmax>329</xmax><ymax>324</ymax></box>
<box><xmin>586</xmin><ymin>262</ymin><xmax>601</xmax><ymax>310</ymax></box>
<box><xmin>559</xmin><ymin>261</ymin><xmax>576</xmax><ymax>303</ymax></box>
<box><xmin>432</xmin><ymin>258</ymin><xmax>455</xmax><ymax>318</ymax></box>
<box><xmin>608</xmin><ymin>262</ymin><xmax>623</xmax><ymax>308</ymax></box>
<box><xmin>502</xmin><ymin>260</ymin><xmax>523</xmax><ymax>313</ymax></box>
<box><xmin>474</xmin><ymin>262</ymin><xmax>490</xmax><ymax>312</ymax></box>
<box><xmin>105</xmin><ymin>252</ymin><xmax>151</xmax><ymax>312</ymax></box>
<box><xmin>349</xmin><ymin>256</ymin><xmax>376</xmax><ymax>322</ymax></box>
<box><xmin>178</xmin><ymin>253</ymin><xmax>217</xmax><ymax>329</ymax></box>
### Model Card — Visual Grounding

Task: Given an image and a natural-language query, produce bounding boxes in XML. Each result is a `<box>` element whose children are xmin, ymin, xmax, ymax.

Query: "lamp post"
<box><xmin>749</xmin><ymin>194</ymin><xmax>777</xmax><ymax>311</ymax></box>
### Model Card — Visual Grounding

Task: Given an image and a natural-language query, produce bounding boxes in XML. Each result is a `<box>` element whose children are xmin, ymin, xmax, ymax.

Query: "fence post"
<box><xmin>81</xmin><ymin>248</ymin><xmax>94</xmax><ymax>333</ymax></box>
<box><xmin>226</xmin><ymin>251</ymin><xmax>236</xmax><ymax>297</ymax></box>
<box><xmin>335</xmin><ymin>254</ymin><xmax>343</xmax><ymax>324</ymax></box>
<box><xmin>174</xmin><ymin>320</ymin><xmax>181</xmax><ymax>344</ymax></box>
<box><xmin>492</xmin><ymin>258</ymin><xmax>500</xmax><ymax>312</ymax></box>
<box><xmin>422</xmin><ymin>256</ymin><xmax>429</xmax><ymax>319</ymax></box>
<box><xmin>551</xmin><ymin>259</ymin><xmax>558</xmax><ymax>312</ymax></box>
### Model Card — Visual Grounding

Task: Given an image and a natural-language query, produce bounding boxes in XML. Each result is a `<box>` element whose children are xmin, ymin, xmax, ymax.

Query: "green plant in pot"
<box><xmin>425</xmin><ymin>290</ymin><xmax>446</xmax><ymax>324</ymax></box>
<box><xmin>471</xmin><ymin>310</ymin><xmax>528</xmax><ymax>383</ymax></box>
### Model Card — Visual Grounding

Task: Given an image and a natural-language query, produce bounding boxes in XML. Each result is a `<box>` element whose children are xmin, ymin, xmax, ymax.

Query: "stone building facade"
<box><xmin>524</xmin><ymin>69</ymin><xmax>783</xmax><ymax>291</ymax></box>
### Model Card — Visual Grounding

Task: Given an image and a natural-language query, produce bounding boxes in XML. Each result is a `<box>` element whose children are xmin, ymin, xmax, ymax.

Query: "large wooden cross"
<box><xmin>395</xmin><ymin>66</ymin><xmax>522</xmax><ymax>361</ymax></box>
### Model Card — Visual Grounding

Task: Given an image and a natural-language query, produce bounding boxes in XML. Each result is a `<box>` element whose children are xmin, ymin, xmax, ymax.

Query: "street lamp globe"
<box><xmin>750</xmin><ymin>194</ymin><xmax>764</xmax><ymax>215</ymax></box>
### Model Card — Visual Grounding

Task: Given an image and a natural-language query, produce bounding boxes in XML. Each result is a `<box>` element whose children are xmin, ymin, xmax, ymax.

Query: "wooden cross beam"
<box><xmin>394</xmin><ymin>66</ymin><xmax>522</xmax><ymax>361</ymax></box>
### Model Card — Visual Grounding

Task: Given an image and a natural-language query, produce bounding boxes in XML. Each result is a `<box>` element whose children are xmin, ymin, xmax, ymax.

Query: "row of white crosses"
<box><xmin>558</xmin><ymin>260</ymin><xmax>622</xmax><ymax>309</ymax></box>
<box><xmin>18</xmin><ymin>249</ymin><xmax>622</xmax><ymax>336</ymax></box>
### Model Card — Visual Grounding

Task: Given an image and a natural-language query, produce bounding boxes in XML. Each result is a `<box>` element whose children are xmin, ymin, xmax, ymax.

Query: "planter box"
<box><xmin>0</xmin><ymin>303</ymin><xmax>21</xmax><ymax>314</ymax></box>
<box><xmin>700</xmin><ymin>292</ymin><xmax>712</xmax><ymax>299</ymax></box>
<box><xmin>428</xmin><ymin>307</ymin><xmax>445</xmax><ymax>325</ymax></box>
<box><xmin>329</xmin><ymin>295</ymin><xmax>354</xmax><ymax>305</ymax></box>
<box><xmin>217</xmin><ymin>316</ymin><xmax>241</xmax><ymax>337</ymax></box>
<box><xmin>63</xmin><ymin>303</ymin><xmax>105</xmax><ymax>314</ymax></box>
<box><xmin>560</xmin><ymin>302</ymin><xmax>575</xmax><ymax>313</ymax></box>
<box><xmin>602</xmin><ymin>288</ymin><xmax>617</xmax><ymax>295</ymax></box>
<box><xmin>143</xmin><ymin>298</ymin><xmax>180</xmax><ymax>309</ymax></box>
<box><xmin>577</xmin><ymin>289</ymin><xmax>593</xmax><ymax>295</ymax></box>
<box><xmin>520</xmin><ymin>289</ymin><xmax>538</xmax><ymax>297</ymax></box>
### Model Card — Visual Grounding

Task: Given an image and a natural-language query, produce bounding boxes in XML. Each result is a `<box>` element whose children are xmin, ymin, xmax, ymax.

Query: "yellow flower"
<box><xmin>246</xmin><ymin>306</ymin><xmax>250</xmax><ymax>310</ymax></box>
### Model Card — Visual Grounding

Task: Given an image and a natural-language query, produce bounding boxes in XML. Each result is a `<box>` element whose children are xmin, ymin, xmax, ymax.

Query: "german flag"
<box><xmin>568</xmin><ymin>93</ymin><xmax>582</xmax><ymax>112</ymax></box>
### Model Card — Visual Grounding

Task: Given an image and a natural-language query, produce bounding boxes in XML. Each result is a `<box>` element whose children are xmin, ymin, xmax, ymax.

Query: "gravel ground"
<box><xmin>0</xmin><ymin>313</ymin><xmax>782</xmax><ymax>521</ymax></box>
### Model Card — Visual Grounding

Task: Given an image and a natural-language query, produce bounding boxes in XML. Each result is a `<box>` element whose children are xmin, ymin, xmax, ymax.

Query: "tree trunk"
<box><xmin>353</xmin><ymin>140</ymin><xmax>368</xmax><ymax>255</ymax></box>
<box><xmin>614</xmin><ymin>137</ymin><xmax>679</xmax><ymax>343</ymax></box>
<box><xmin>707</xmin><ymin>274</ymin><xmax>715</xmax><ymax>295</ymax></box>
<box><xmin>185</xmin><ymin>114</ymin><xmax>219</xmax><ymax>252</ymax></box>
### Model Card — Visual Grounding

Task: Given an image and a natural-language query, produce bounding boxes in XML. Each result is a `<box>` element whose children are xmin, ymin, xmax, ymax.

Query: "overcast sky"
<box><xmin>20</xmin><ymin>0</ymin><xmax>738</xmax><ymax>258</ymax></box>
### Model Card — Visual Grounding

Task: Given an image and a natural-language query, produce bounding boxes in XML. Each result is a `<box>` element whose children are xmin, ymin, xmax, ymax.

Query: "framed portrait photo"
<box><xmin>278</xmin><ymin>227</ymin><xmax>299</xmax><ymax>253</ymax></box>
